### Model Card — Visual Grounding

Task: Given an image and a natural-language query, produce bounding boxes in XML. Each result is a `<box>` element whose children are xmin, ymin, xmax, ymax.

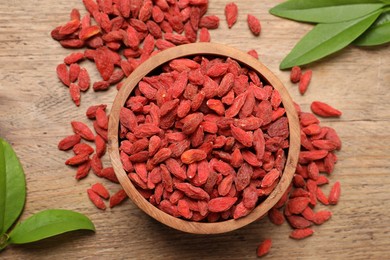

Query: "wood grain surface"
<box><xmin>0</xmin><ymin>0</ymin><xmax>389</xmax><ymax>259</ymax></box>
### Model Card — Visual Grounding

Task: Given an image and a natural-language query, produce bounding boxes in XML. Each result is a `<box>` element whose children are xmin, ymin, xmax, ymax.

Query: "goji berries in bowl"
<box><xmin>108</xmin><ymin>42</ymin><xmax>300</xmax><ymax>234</ymax></box>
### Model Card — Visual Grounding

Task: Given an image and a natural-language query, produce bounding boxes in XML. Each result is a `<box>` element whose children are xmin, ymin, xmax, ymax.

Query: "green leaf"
<box><xmin>270</xmin><ymin>0</ymin><xmax>384</xmax><ymax>23</ymax></box>
<box><xmin>280</xmin><ymin>10</ymin><xmax>382</xmax><ymax>69</ymax></box>
<box><xmin>8</xmin><ymin>209</ymin><xmax>95</xmax><ymax>244</ymax></box>
<box><xmin>0</xmin><ymin>139</ymin><xmax>26</xmax><ymax>235</ymax></box>
<box><xmin>354</xmin><ymin>11</ymin><xmax>390</xmax><ymax>45</ymax></box>
<box><xmin>0</xmin><ymin>141</ymin><xmax>5</xmax><ymax>235</ymax></box>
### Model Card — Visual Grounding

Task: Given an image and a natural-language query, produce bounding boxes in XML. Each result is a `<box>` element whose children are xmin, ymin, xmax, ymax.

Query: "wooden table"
<box><xmin>1</xmin><ymin>0</ymin><xmax>389</xmax><ymax>259</ymax></box>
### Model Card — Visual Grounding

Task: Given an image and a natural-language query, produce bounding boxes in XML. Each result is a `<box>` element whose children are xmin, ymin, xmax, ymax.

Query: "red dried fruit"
<box><xmin>242</xmin><ymin>186</ymin><xmax>258</xmax><ymax>209</ymax></box>
<box><xmin>261</xmin><ymin>169</ymin><xmax>280</xmax><ymax>188</ymax></box>
<box><xmin>177</xmin><ymin>199</ymin><xmax>192</xmax><ymax>219</ymax></box>
<box><xmin>268</xmin><ymin>208</ymin><xmax>284</xmax><ymax>225</ymax></box>
<box><xmin>225</xmin><ymin>92</ymin><xmax>247</xmax><ymax>118</ymax></box>
<box><xmin>91</xmin><ymin>183</ymin><xmax>110</xmax><ymax>199</ymax></box>
<box><xmin>86</xmin><ymin>104</ymin><xmax>106</xmax><ymax>119</ymax></box>
<box><xmin>60</xmin><ymin>39</ymin><xmax>85</xmax><ymax>48</ymax></box>
<box><xmin>242</xmin><ymin>150</ymin><xmax>261</xmax><ymax>167</ymax></box>
<box><xmin>199</xmin><ymin>27</ymin><xmax>210</xmax><ymax>42</ymax></box>
<box><xmin>78</xmin><ymin>68</ymin><xmax>91</xmax><ymax>91</ymax></box>
<box><xmin>325</xmin><ymin>127</ymin><xmax>342</xmax><ymax>150</ymax></box>
<box><xmin>165</xmin><ymin>158</ymin><xmax>187</xmax><ymax>180</ymax></box>
<box><xmin>299</xmin><ymin>70</ymin><xmax>312</xmax><ymax>95</ymax></box>
<box><xmin>73</xmin><ymin>143</ymin><xmax>94</xmax><ymax>155</ymax></box>
<box><xmin>290</xmin><ymin>66</ymin><xmax>302</xmax><ymax>83</ymax></box>
<box><xmin>247</xmin><ymin>14</ymin><xmax>261</xmax><ymax>36</ymax></box>
<box><xmin>208</xmin><ymin>197</ymin><xmax>237</xmax><ymax>212</ymax></box>
<box><xmin>94</xmin><ymin>47</ymin><xmax>114</xmax><ymax>81</ymax></box>
<box><xmin>287</xmin><ymin>197</ymin><xmax>310</xmax><ymax>214</ymax></box>
<box><xmin>230</xmin><ymin>124</ymin><xmax>253</xmax><ymax>147</ymax></box>
<box><xmin>199</xmin><ymin>15</ymin><xmax>219</xmax><ymax>29</ymax></box>
<box><xmin>59</xmin><ymin>19</ymin><xmax>80</xmax><ymax>35</ymax></box>
<box><xmin>239</xmin><ymin>89</ymin><xmax>255</xmax><ymax>118</ymax></box>
<box><xmin>257</xmin><ymin>239</ymin><xmax>272</xmax><ymax>257</ymax></box>
<box><xmin>110</xmin><ymin>189</ymin><xmax>128</xmax><ymax>208</ymax></box>
<box><xmin>328</xmin><ymin>181</ymin><xmax>341</xmax><ymax>205</ymax></box>
<box><xmin>247</xmin><ymin>49</ymin><xmax>259</xmax><ymax>59</ymax></box>
<box><xmin>87</xmin><ymin>188</ymin><xmax>106</xmax><ymax>210</ymax></box>
<box><xmin>139</xmin><ymin>81</ymin><xmax>157</xmax><ymax>100</ymax></box>
<box><xmin>174</xmin><ymin>182</ymin><xmax>210</xmax><ymax>200</ymax></box>
<box><xmin>75</xmin><ymin>160</ymin><xmax>91</xmax><ymax>180</ymax></box>
<box><xmin>101</xmin><ymin>167</ymin><xmax>119</xmax><ymax>183</ymax></box>
<box><xmin>56</xmin><ymin>63</ymin><xmax>70</xmax><ymax>86</ymax></box>
<box><xmin>58</xmin><ymin>134</ymin><xmax>81</xmax><ymax>151</ymax></box>
<box><xmin>150</xmin><ymin>148</ymin><xmax>172</xmax><ymax>165</ymax></box>
<box><xmin>307</xmin><ymin>161</ymin><xmax>319</xmax><ymax>180</ymax></box>
<box><xmin>218</xmin><ymin>73</ymin><xmax>235</xmax><ymax>97</ymax></box>
<box><xmin>289</xmin><ymin>228</ymin><xmax>314</xmax><ymax>240</ymax></box>
<box><xmin>71</xmin><ymin>121</ymin><xmax>95</xmax><ymax>141</ymax></box>
<box><xmin>182</xmin><ymin>112</ymin><xmax>204</xmax><ymax>135</ymax></box>
<box><xmin>225</xmin><ymin>2</ymin><xmax>238</xmax><ymax>29</ymax></box>
<box><xmin>311</xmin><ymin>101</ymin><xmax>342</xmax><ymax>117</ymax></box>
<box><xmin>95</xmin><ymin>135</ymin><xmax>106</xmax><ymax>158</ymax></box>
<box><xmin>64</xmin><ymin>52</ymin><xmax>85</xmax><ymax>65</ymax></box>
<box><xmin>193</xmin><ymin>159</ymin><xmax>209</xmax><ymax>185</ymax></box>
<box><xmin>95</xmin><ymin>106</ymin><xmax>108</xmax><ymax>130</ymax></box>
<box><xmin>312</xmin><ymin>210</ymin><xmax>332</xmax><ymax>225</ymax></box>
<box><xmin>133</xmin><ymin>124</ymin><xmax>161</xmax><ymax>138</ymax></box>
<box><xmin>235</xmin><ymin>163</ymin><xmax>252</xmax><ymax>191</ymax></box>
<box><xmin>65</xmin><ymin>153</ymin><xmax>90</xmax><ymax>166</ymax></box>
<box><xmin>160</xmin><ymin>99</ymin><xmax>180</xmax><ymax>117</ymax></box>
<box><xmin>299</xmin><ymin>150</ymin><xmax>328</xmax><ymax>162</ymax></box>
<box><xmin>233</xmin><ymin>201</ymin><xmax>252</xmax><ymax>219</ymax></box>
<box><xmin>206</xmin><ymin>99</ymin><xmax>225</xmax><ymax>115</ymax></box>
<box><xmin>217</xmin><ymin>174</ymin><xmax>234</xmax><ymax>196</ymax></box>
<box><xmin>181</xmin><ymin>149</ymin><xmax>207</xmax><ymax>164</ymax></box>
<box><xmin>91</xmin><ymin>154</ymin><xmax>103</xmax><ymax>176</ymax></box>
<box><xmin>79</xmin><ymin>25</ymin><xmax>101</xmax><ymax>40</ymax></box>
<box><xmin>128</xmin><ymin>151</ymin><xmax>149</xmax><ymax>162</ymax></box>
<box><xmin>287</xmin><ymin>215</ymin><xmax>312</xmax><ymax>229</ymax></box>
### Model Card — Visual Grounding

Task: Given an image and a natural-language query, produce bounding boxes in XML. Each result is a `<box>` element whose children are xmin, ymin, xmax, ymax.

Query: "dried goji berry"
<box><xmin>225</xmin><ymin>2</ymin><xmax>238</xmax><ymax>29</ymax></box>
<box><xmin>299</xmin><ymin>70</ymin><xmax>312</xmax><ymax>95</ymax></box>
<box><xmin>256</xmin><ymin>239</ymin><xmax>272</xmax><ymax>257</ymax></box>
<box><xmin>247</xmin><ymin>14</ymin><xmax>261</xmax><ymax>36</ymax></box>
<box><xmin>311</xmin><ymin>101</ymin><xmax>342</xmax><ymax>117</ymax></box>
<box><xmin>328</xmin><ymin>181</ymin><xmax>341</xmax><ymax>205</ymax></box>
<box><xmin>110</xmin><ymin>189</ymin><xmax>128</xmax><ymax>208</ymax></box>
<box><xmin>87</xmin><ymin>189</ymin><xmax>106</xmax><ymax>210</ymax></box>
<box><xmin>289</xmin><ymin>228</ymin><xmax>314</xmax><ymax>240</ymax></box>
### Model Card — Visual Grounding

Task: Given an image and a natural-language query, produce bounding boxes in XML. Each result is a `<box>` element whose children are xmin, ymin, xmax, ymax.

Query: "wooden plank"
<box><xmin>0</xmin><ymin>0</ymin><xmax>389</xmax><ymax>259</ymax></box>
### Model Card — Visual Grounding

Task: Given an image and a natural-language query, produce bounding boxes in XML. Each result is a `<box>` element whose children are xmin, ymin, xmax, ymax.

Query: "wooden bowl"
<box><xmin>108</xmin><ymin>42</ymin><xmax>300</xmax><ymax>234</ymax></box>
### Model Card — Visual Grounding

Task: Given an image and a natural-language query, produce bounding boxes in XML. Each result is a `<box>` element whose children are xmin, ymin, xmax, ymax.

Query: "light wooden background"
<box><xmin>1</xmin><ymin>0</ymin><xmax>389</xmax><ymax>259</ymax></box>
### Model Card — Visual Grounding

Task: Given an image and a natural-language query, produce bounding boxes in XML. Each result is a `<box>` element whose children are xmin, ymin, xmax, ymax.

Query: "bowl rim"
<box><xmin>108</xmin><ymin>42</ymin><xmax>300</xmax><ymax>234</ymax></box>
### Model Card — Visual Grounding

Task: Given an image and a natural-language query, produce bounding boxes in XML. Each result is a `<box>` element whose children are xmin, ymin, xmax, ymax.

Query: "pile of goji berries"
<box><xmin>118</xmin><ymin>55</ymin><xmax>289</xmax><ymax>221</ymax></box>
<box><xmin>53</xmin><ymin>0</ymin><xmax>342</xmax><ymax>258</ymax></box>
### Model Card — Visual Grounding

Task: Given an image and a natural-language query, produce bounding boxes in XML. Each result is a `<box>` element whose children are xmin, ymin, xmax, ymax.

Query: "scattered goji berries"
<box><xmin>266</xmin><ymin>102</ymin><xmax>342</xmax><ymax>245</ymax></box>
<box><xmin>289</xmin><ymin>66</ymin><xmax>316</xmax><ymax>97</ymax></box>
<box><xmin>52</xmin><ymin>0</ymin><xmax>221</xmax><ymax>107</ymax></box>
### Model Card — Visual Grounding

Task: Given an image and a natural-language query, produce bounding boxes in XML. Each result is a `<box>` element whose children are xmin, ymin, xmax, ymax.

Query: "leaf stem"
<box><xmin>0</xmin><ymin>233</ymin><xmax>9</xmax><ymax>251</ymax></box>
